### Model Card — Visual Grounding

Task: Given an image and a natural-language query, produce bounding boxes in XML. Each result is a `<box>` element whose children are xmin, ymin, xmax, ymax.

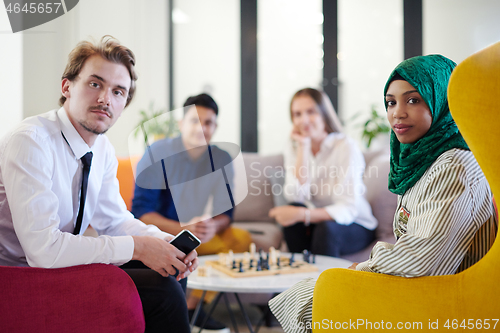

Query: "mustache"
<box><xmin>88</xmin><ymin>105</ymin><xmax>113</xmax><ymax>118</ymax></box>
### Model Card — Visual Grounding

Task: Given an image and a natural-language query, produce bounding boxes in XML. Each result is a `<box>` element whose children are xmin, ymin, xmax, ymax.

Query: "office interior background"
<box><xmin>1</xmin><ymin>0</ymin><xmax>499</xmax><ymax>157</ymax></box>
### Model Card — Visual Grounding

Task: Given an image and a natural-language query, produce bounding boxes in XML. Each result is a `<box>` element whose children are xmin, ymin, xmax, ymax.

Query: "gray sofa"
<box><xmin>232</xmin><ymin>150</ymin><xmax>398</xmax><ymax>263</ymax></box>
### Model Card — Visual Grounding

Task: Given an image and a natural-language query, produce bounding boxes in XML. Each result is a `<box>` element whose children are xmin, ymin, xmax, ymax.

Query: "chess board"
<box><xmin>204</xmin><ymin>256</ymin><xmax>318</xmax><ymax>278</ymax></box>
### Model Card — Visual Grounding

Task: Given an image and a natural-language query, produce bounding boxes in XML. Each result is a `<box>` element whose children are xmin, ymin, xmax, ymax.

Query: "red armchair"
<box><xmin>0</xmin><ymin>263</ymin><xmax>145</xmax><ymax>332</ymax></box>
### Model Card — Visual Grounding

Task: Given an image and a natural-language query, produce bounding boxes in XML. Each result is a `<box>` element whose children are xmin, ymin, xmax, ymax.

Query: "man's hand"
<box><xmin>177</xmin><ymin>249</ymin><xmax>199</xmax><ymax>280</ymax></box>
<box><xmin>193</xmin><ymin>218</ymin><xmax>217</xmax><ymax>243</ymax></box>
<box><xmin>184</xmin><ymin>216</ymin><xmax>217</xmax><ymax>243</ymax></box>
<box><xmin>132</xmin><ymin>236</ymin><xmax>198</xmax><ymax>280</ymax></box>
<box><xmin>269</xmin><ymin>206</ymin><xmax>303</xmax><ymax>227</ymax></box>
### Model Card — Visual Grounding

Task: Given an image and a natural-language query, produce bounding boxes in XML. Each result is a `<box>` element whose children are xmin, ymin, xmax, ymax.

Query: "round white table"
<box><xmin>187</xmin><ymin>253</ymin><xmax>352</xmax><ymax>333</ymax></box>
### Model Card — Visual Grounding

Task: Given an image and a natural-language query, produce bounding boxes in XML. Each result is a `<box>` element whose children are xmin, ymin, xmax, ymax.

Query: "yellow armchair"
<box><xmin>312</xmin><ymin>42</ymin><xmax>500</xmax><ymax>332</ymax></box>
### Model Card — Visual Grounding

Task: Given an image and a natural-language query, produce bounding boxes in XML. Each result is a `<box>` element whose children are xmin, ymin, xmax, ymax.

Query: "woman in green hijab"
<box><xmin>384</xmin><ymin>54</ymin><xmax>468</xmax><ymax>195</ymax></box>
<box><xmin>268</xmin><ymin>55</ymin><xmax>497</xmax><ymax>333</ymax></box>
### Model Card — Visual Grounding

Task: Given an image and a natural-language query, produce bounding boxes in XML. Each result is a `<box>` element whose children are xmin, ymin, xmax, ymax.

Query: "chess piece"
<box><xmin>243</xmin><ymin>251</ymin><xmax>250</xmax><ymax>263</ymax></box>
<box><xmin>232</xmin><ymin>260</ymin><xmax>237</xmax><ymax>269</ymax></box>
<box><xmin>228</xmin><ymin>249</ymin><xmax>234</xmax><ymax>264</ymax></box>
<box><xmin>249</xmin><ymin>259</ymin><xmax>254</xmax><ymax>268</ymax></box>
<box><xmin>239</xmin><ymin>261</ymin><xmax>244</xmax><ymax>273</ymax></box>
<box><xmin>277</xmin><ymin>257</ymin><xmax>281</xmax><ymax>268</ymax></box>
<box><xmin>312</xmin><ymin>254</ymin><xmax>316</xmax><ymax>264</ymax></box>
<box><xmin>218</xmin><ymin>253</ymin><xmax>224</xmax><ymax>265</ymax></box>
<box><xmin>250</xmin><ymin>243</ymin><xmax>256</xmax><ymax>259</ymax></box>
<box><xmin>269</xmin><ymin>247</ymin><xmax>276</xmax><ymax>265</ymax></box>
<box><xmin>303</xmin><ymin>249</ymin><xmax>310</xmax><ymax>263</ymax></box>
<box><xmin>290</xmin><ymin>253</ymin><xmax>295</xmax><ymax>266</ymax></box>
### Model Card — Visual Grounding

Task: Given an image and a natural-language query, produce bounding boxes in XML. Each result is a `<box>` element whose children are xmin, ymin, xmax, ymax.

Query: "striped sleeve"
<box><xmin>356</xmin><ymin>161</ymin><xmax>478</xmax><ymax>277</ymax></box>
<box><xmin>269</xmin><ymin>278</ymin><xmax>316</xmax><ymax>333</ymax></box>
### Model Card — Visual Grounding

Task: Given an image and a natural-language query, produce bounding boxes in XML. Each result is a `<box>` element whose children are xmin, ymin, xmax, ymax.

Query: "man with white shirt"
<box><xmin>0</xmin><ymin>36</ymin><xmax>197</xmax><ymax>333</ymax></box>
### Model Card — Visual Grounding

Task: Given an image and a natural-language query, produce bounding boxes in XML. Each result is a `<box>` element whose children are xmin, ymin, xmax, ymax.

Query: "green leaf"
<box><xmin>350</xmin><ymin>105</ymin><xmax>390</xmax><ymax>147</ymax></box>
<box><xmin>133</xmin><ymin>101</ymin><xmax>179</xmax><ymax>139</ymax></box>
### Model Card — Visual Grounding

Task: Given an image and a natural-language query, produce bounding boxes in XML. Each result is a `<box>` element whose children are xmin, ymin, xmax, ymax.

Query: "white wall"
<box><xmin>173</xmin><ymin>0</ymin><xmax>240</xmax><ymax>149</ymax></box>
<box><xmin>424</xmin><ymin>0</ymin><xmax>500</xmax><ymax>63</ymax></box>
<box><xmin>22</xmin><ymin>8</ymin><xmax>79</xmax><ymax>119</ymax></box>
<box><xmin>337</xmin><ymin>0</ymin><xmax>403</xmax><ymax>150</ymax></box>
<box><xmin>258</xmin><ymin>0</ymin><xmax>323</xmax><ymax>155</ymax></box>
<box><xmin>0</xmin><ymin>8</ymin><xmax>23</xmax><ymax>137</ymax></box>
<box><xmin>76</xmin><ymin>0</ymin><xmax>169</xmax><ymax>157</ymax></box>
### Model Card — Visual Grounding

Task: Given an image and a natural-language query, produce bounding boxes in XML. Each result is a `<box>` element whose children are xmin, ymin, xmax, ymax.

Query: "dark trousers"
<box><xmin>120</xmin><ymin>261</ymin><xmax>190</xmax><ymax>333</ymax></box>
<box><xmin>283</xmin><ymin>203</ymin><xmax>375</xmax><ymax>257</ymax></box>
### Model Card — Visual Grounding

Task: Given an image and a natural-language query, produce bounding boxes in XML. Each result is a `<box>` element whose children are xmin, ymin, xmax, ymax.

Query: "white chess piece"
<box><xmin>218</xmin><ymin>253</ymin><xmax>225</xmax><ymax>265</ymax></box>
<box><xmin>269</xmin><ymin>247</ymin><xmax>276</xmax><ymax>265</ymax></box>
<box><xmin>250</xmin><ymin>243</ymin><xmax>256</xmax><ymax>259</ymax></box>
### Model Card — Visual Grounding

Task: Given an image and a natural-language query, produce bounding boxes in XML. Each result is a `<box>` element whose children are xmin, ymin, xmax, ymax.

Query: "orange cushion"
<box><xmin>116</xmin><ymin>156</ymin><xmax>141</xmax><ymax>211</ymax></box>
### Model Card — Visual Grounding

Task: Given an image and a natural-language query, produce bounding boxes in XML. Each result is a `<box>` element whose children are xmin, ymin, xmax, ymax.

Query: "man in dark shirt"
<box><xmin>132</xmin><ymin>93</ymin><xmax>251</xmax><ymax>332</ymax></box>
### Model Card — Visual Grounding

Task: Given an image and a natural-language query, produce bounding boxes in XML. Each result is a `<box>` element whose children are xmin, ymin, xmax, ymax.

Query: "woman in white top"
<box><xmin>269</xmin><ymin>88</ymin><xmax>377</xmax><ymax>257</ymax></box>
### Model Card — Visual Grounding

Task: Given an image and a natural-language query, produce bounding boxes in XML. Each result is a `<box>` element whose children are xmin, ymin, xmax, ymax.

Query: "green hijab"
<box><xmin>384</xmin><ymin>55</ymin><xmax>469</xmax><ymax>195</ymax></box>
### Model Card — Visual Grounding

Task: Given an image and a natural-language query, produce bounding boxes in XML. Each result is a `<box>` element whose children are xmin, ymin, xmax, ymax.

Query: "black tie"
<box><xmin>73</xmin><ymin>152</ymin><xmax>93</xmax><ymax>235</ymax></box>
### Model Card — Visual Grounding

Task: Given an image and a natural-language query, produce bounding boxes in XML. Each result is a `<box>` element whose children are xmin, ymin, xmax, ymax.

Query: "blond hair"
<box><xmin>59</xmin><ymin>35</ymin><xmax>137</xmax><ymax>107</ymax></box>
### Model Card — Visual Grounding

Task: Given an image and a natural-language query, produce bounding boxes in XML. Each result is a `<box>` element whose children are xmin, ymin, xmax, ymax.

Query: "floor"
<box><xmin>198</xmin><ymin>298</ymin><xmax>285</xmax><ymax>333</ymax></box>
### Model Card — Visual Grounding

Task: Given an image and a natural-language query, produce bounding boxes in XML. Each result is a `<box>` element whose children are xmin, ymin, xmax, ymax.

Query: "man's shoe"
<box><xmin>188</xmin><ymin>308</ymin><xmax>230</xmax><ymax>333</ymax></box>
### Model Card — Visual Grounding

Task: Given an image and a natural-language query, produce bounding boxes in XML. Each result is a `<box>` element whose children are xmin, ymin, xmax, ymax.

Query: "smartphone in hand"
<box><xmin>169</xmin><ymin>230</ymin><xmax>201</xmax><ymax>254</ymax></box>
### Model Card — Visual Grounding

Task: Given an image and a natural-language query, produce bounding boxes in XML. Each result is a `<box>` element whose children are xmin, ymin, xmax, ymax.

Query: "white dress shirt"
<box><xmin>283</xmin><ymin>132</ymin><xmax>377</xmax><ymax>230</ymax></box>
<box><xmin>0</xmin><ymin>108</ymin><xmax>170</xmax><ymax>268</ymax></box>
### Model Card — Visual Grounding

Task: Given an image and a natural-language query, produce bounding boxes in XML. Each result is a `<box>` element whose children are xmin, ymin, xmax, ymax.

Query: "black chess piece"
<box><xmin>249</xmin><ymin>259</ymin><xmax>254</xmax><ymax>268</ymax></box>
<box><xmin>232</xmin><ymin>260</ymin><xmax>237</xmax><ymax>269</ymax></box>
<box><xmin>239</xmin><ymin>261</ymin><xmax>244</xmax><ymax>273</ymax></box>
<box><xmin>256</xmin><ymin>261</ymin><xmax>262</xmax><ymax>271</ymax></box>
<box><xmin>302</xmin><ymin>249</ymin><xmax>310</xmax><ymax>263</ymax></box>
<box><xmin>277</xmin><ymin>257</ymin><xmax>281</xmax><ymax>268</ymax></box>
<box><xmin>290</xmin><ymin>253</ymin><xmax>295</xmax><ymax>266</ymax></box>
<box><xmin>312</xmin><ymin>254</ymin><xmax>316</xmax><ymax>264</ymax></box>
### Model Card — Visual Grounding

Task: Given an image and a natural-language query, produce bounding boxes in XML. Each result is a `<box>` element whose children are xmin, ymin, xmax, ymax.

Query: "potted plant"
<box><xmin>133</xmin><ymin>102</ymin><xmax>179</xmax><ymax>142</ymax></box>
<box><xmin>351</xmin><ymin>105</ymin><xmax>391</xmax><ymax>149</ymax></box>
